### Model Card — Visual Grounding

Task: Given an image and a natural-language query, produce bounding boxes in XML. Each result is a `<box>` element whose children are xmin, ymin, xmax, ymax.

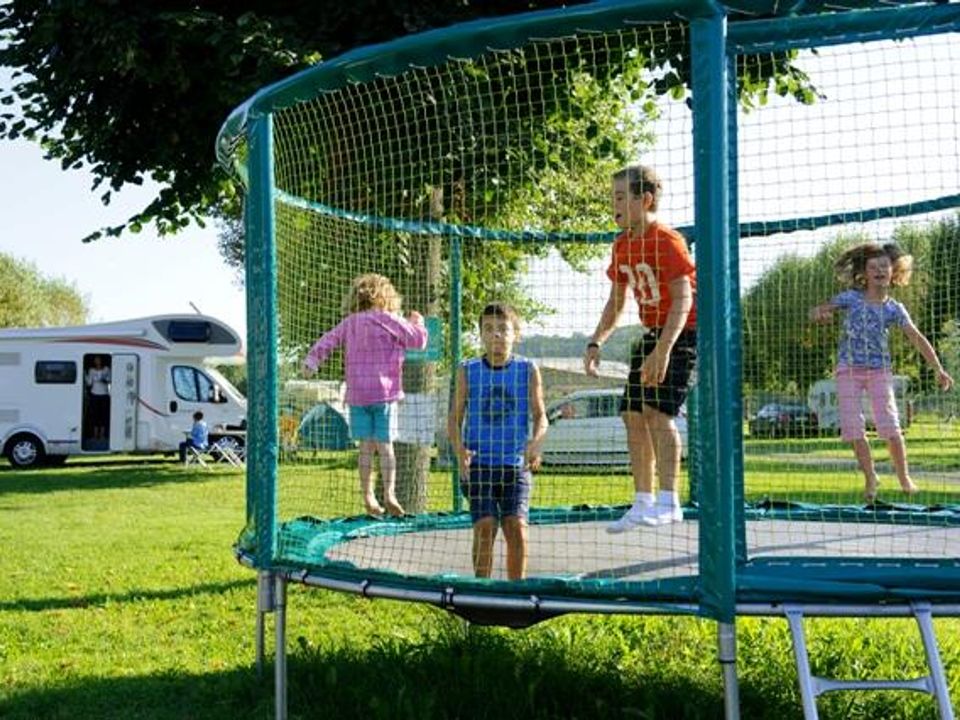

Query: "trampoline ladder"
<box><xmin>784</xmin><ymin>603</ymin><xmax>955</xmax><ymax>720</ymax></box>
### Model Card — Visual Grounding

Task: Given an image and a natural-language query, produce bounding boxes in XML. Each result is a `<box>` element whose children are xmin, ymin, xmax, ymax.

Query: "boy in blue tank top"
<box><xmin>448</xmin><ymin>303</ymin><xmax>548</xmax><ymax>580</ymax></box>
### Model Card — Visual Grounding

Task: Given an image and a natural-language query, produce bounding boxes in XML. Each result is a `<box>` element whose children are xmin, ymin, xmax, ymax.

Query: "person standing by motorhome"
<box><xmin>810</xmin><ymin>241</ymin><xmax>953</xmax><ymax>501</ymax></box>
<box><xmin>303</xmin><ymin>273</ymin><xmax>428</xmax><ymax>517</ymax></box>
<box><xmin>448</xmin><ymin>302</ymin><xmax>547</xmax><ymax>580</ymax></box>
<box><xmin>584</xmin><ymin>164</ymin><xmax>697</xmax><ymax>531</ymax></box>
<box><xmin>84</xmin><ymin>354</ymin><xmax>111</xmax><ymax>442</ymax></box>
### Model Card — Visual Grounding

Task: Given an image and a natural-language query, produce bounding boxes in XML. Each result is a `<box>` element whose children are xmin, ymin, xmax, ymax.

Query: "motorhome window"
<box><xmin>35</xmin><ymin>361</ymin><xmax>77</xmax><ymax>384</ymax></box>
<box><xmin>172</xmin><ymin>365</ymin><xmax>218</xmax><ymax>402</ymax></box>
<box><xmin>167</xmin><ymin>321</ymin><xmax>211</xmax><ymax>343</ymax></box>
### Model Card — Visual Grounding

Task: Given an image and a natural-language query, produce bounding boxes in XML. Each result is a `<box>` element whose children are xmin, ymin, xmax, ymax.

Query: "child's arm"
<box><xmin>584</xmin><ymin>281</ymin><xmax>629</xmax><ymax>377</ymax></box>
<box><xmin>302</xmin><ymin>321</ymin><xmax>346</xmax><ymax>376</ymax></box>
<box><xmin>446</xmin><ymin>366</ymin><xmax>473</xmax><ymax>473</ymax></box>
<box><xmin>809</xmin><ymin>302</ymin><xmax>836</xmax><ymax>324</ymax></box>
<box><xmin>525</xmin><ymin>364</ymin><xmax>548</xmax><ymax>471</ymax></box>
<box><xmin>641</xmin><ymin>275</ymin><xmax>693</xmax><ymax>386</ymax></box>
<box><xmin>903</xmin><ymin>321</ymin><xmax>955</xmax><ymax>391</ymax></box>
<box><xmin>382</xmin><ymin>311</ymin><xmax>429</xmax><ymax>350</ymax></box>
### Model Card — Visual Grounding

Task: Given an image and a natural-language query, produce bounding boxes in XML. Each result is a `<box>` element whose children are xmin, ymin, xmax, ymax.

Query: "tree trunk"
<box><xmin>394</xmin><ymin>188</ymin><xmax>443</xmax><ymax>514</ymax></box>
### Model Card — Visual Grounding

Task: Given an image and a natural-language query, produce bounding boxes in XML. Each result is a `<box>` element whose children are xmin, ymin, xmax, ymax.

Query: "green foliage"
<box><xmin>0</xmin><ymin>1</ymin><xmax>590</xmax><ymax>243</ymax></box>
<box><xmin>0</xmin><ymin>251</ymin><xmax>88</xmax><ymax>328</ymax></box>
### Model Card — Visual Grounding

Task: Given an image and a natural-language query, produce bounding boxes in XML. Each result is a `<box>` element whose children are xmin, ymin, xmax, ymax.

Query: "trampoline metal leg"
<box><xmin>784</xmin><ymin>606</ymin><xmax>820</xmax><ymax>720</ymax></box>
<box><xmin>718</xmin><ymin>621</ymin><xmax>741</xmax><ymax>720</ymax></box>
<box><xmin>913</xmin><ymin>603</ymin><xmax>956</xmax><ymax>720</ymax></box>
<box><xmin>256</xmin><ymin>571</ymin><xmax>276</xmax><ymax>678</ymax></box>
<box><xmin>275</xmin><ymin>574</ymin><xmax>288</xmax><ymax>720</ymax></box>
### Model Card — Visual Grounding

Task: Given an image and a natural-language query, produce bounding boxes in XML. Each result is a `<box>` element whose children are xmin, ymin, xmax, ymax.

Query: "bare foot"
<box><xmin>864</xmin><ymin>474</ymin><xmax>879</xmax><ymax>503</ymax></box>
<box><xmin>364</xmin><ymin>497</ymin><xmax>385</xmax><ymax>516</ymax></box>
<box><xmin>384</xmin><ymin>497</ymin><xmax>405</xmax><ymax>517</ymax></box>
<box><xmin>898</xmin><ymin>476</ymin><xmax>919</xmax><ymax>494</ymax></box>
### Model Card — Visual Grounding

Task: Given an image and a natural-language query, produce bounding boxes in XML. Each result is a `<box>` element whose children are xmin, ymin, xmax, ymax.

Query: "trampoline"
<box><xmin>217</xmin><ymin>0</ymin><xmax>960</xmax><ymax>717</ymax></box>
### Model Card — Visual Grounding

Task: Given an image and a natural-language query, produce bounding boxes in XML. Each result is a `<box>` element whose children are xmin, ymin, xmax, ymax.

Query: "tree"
<box><xmin>1</xmin><ymin>2</ymin><xmax>815</xmax><ymax>245</ymax></box>
<box><xmin>0</xmin><ymin>252</ymin><xmax>88</xmax><ymax>327</ymax></box>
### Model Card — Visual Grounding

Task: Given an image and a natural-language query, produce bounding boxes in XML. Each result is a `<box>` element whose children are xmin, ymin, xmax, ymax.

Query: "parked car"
<box><xmin>540</xmin><ymin>388</ymin><xmax>688</xmax><ymax>466</ymax></box>
<box><xmin>748</xmin><ymin>403</ymin><xmax>818</xmax><ymax>438</ymax></box>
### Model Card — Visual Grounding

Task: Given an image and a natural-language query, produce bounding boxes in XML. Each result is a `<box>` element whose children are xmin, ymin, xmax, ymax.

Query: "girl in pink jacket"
<box><xmin>303</xmin><ymin>273</ymin><xmax>428</xmax><ymax>516</ymax></box>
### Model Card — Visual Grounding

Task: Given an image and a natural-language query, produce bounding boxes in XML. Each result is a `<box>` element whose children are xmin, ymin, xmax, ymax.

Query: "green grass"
<box><xmin>1</xmin><ymin>456</ymin><xmax>958</xmax><ymax>719</ymax></box>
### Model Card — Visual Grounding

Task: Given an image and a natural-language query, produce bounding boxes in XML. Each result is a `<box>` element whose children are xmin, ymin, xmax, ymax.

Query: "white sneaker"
<box><xmin>640</xmin><ymin>504</ymin><xmax>683</xmax><ymax>527</ymax></box>
<box><xmin>606</xmin><ymin>504</ymin><xmax>650</xmax><ymax>534</ymax></box>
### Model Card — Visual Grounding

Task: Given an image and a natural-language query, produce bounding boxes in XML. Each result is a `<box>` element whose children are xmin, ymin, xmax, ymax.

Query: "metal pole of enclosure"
<box><xmin>449</xmin><ymin>237</ymin><xmax>463</xmax><ymax>513</ymax></box>
<box><xmin>690</xmin><ymin>8</ymin><xmax>740</xmax><ymax>720</ymax></box>
<box><xmin>245</xmin><ymin>114</ymin><xmax>283</xmax><ymax>719</ymax></box>
<box><xmin>245</xmin><ymin>113</ymin><xmax>279</xmax><ymax>566</ymax></box>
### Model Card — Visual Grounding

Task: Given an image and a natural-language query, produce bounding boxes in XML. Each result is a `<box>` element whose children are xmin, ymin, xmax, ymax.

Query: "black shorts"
<box><xmin>620</xmin><ymin>328</ymin><xmax>697</xmax><ymax>417</ymax></box>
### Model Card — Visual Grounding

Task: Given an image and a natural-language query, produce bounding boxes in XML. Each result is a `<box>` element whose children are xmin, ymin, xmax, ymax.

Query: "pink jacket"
<box><xmin>303</xmin><ymin>310</ymin><xmax>428</xmax><ymax>406</ymax></box>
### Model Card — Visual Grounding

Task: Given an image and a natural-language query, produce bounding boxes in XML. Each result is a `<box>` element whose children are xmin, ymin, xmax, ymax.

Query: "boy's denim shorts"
<box><xmin>460</xmin><ymin>465</ymin><xmax>532</xmax><ymax>522</ymax></box>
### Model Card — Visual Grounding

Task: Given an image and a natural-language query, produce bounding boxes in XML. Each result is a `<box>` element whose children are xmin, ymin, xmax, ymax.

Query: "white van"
<box><xmin>807</xmin><ymin>375</ymin><xmax>912</xmax><ymax>433</ymax></box>
<box><xmin>0</xmin><ymin>314</ymin><xmax>247</xmax><ymax>468</ymax></box>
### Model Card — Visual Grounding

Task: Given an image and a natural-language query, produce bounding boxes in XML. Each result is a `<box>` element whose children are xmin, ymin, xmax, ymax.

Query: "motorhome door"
<box><xmin>109</xmin><ymin>354</ymin><xmax>139</xmax><ymax>452</ymax></box>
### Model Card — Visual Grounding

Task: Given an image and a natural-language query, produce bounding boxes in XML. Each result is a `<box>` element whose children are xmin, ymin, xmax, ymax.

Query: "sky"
<box><xmin>0</xmin><ymin>133</ymin><xmax>248</xmax><ymax>338</ymax></box>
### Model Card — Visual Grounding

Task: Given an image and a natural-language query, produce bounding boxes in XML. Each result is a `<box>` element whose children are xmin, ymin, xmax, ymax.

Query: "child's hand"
<box><xmin>640</xmin><ymin>348</ymin><xmax>670</xmax><ymax>386</ymax></box>
<box><xmin>809</xmin><ymin>304</ymin><xmax>834</xmax><ymax>323</ymax></box>
<box><xmin>407</xmin><ymin>310</ymin><xmax>424</xmax><ymax>325</ymax></box>
<box><xmin>583</xmin><ymin>345</ymin><xmax>601</xmax><ymax>377</ymax></box>
<box><xmin>457</xmin><ymin>447</ymin><xmax>474</xmax><ymax>475</ymax></box>
<box><xmin>936</xmin><ymin>368</ymin><xmax>954</xmax><ymax>392</ymax></box>
<box><xmin>302</xmin><ymin>363</ymin><xmax>315</xmax><ymax>378</ymax></box>
<box><xmin>525</xmin><ymin>445</ymin><xmax>542</xmax><ymax>472</ymax></box>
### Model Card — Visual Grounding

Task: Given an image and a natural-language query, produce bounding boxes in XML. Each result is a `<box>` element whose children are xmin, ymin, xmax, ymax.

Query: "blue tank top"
<box><xmin>462</xmin><ymin>356</ymin><xmax>532</xmax><ymax>467</ymax></box>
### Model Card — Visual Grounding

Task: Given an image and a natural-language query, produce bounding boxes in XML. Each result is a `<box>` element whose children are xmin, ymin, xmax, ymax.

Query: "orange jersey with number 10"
<box><xmin>605</xmin><ymin>223</ymin><xmax>697</xmax><ymax>330</ymax></box>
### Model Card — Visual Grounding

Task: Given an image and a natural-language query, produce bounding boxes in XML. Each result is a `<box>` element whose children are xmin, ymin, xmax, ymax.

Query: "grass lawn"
<box><xmin>1</xmin><ymin>455</ymin><xmax>958</xmax><ymax>719</ymax></box>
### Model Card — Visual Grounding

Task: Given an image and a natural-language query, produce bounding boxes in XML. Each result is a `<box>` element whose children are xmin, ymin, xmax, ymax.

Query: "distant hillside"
<box><xmin>517</xmin><ymin>325</ymin><xmax>644</xmax><ymax>365</ymax></box>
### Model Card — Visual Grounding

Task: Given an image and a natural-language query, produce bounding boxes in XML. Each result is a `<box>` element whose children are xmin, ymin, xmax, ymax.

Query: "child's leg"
<box><xmin>377</xmin><ymin>441</ymin><xmax>404</xmax><ymax>515</ymax></box>
<box><xmin>867</xmin><ymin>370</ymin><xmax>916</xmax><ymax>494</ymax></box>
<box><xmin>623</xmin><ymin>410</ymin><xmax>656</xmax><ymax>495</ymax></box>
<box><xmin>886</xmin><ymin>434</ymin><xmax>917</xmax><ymax>493</ymax></box>
<box><xmin>851</xmin><ymin>438</ymin><xmax>879</xmax><ymax>501</ymax></box>
<box><xmin>837</xmin><ymin>369</ymin><xmax>876</xmax><ymax>500</ymax></box>
<box><xmin>357</xmin><ymin>440</ymin><xmax>384</xmax><ymax>515</ymax></box>
<box><xmin>501</xmin><ymin>515</ymin><xmax>528</xmax><ymax>581</ymax></box>
<box><xmin>472</xmin><ymin>517</ymin><xmax>497</xmax><ymax>578</ymax></box>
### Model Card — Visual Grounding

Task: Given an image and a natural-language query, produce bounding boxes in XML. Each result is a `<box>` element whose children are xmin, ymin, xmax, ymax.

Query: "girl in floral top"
<box><xmin>810</xmin><ymin>242</ymin><xmax>952</xmax><ymax>501</ymax></box>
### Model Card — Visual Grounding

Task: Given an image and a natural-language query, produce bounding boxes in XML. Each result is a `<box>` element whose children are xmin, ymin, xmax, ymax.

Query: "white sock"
<box><xmin>635</xmin><ymin>492</ymin><xmax>654</xmax><ymax>507</ymax></box>
<box><xmin>658</xmin><ymin>490</ymin><xmax>679</xmax><ymax>507</ymax></box>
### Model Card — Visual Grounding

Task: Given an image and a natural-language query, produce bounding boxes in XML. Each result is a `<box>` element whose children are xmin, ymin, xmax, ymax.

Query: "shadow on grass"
<box><xmin>2</xmin><ymin>612</ymin><xmax>935</xmax><ymax>720</ymax></box>
<box><xmin>0</xmin><ymin>578</ymin><xmax>255</xmax><ymax>613</ymax></box>
<box><xmin>0</xmin><ymin>632</ymin><xmax>803</xmax><ymax>720</ymax></box>
<box><xmin>1</xmin><ymin>666</ymin><xmax>274</xmax><ymax>720</ymax></box>
<box><xmin>0</xmin><ymin>460</ymin><xmax>240</xmax><ymax>496</ymax></box>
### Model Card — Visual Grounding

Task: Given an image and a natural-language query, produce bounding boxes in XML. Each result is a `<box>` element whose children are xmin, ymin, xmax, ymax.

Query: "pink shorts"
<box><xmin>835</xmin><ymin>366</ymin><xmax>900</xmax><ymax>441</ymax></box>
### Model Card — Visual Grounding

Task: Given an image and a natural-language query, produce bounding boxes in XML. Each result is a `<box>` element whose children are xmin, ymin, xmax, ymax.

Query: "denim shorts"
<box><xmin>460</xmin><ymin>466</ymin><xmax>532</xmax><ymax>522</ymax></box>
<box><xmin>348</xmin><ymin>402</ymin><xmax>398</xmax><ymax>443</ymax></box>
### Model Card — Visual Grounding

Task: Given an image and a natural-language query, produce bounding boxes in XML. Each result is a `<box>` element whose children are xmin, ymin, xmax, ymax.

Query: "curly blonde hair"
<box><xmin>834</xmin><ymin>242</ymin><xmax>914</xmax><ymax>289</ymax></box>
<box><xmin>342</xmin><ymin>273</ymin><xmax>402</xmax><ymax>314</ymax></box>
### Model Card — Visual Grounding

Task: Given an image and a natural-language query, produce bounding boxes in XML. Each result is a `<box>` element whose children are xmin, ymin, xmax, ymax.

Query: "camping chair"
<box><xmin>184</xmin><ymin>444</ymin><xmax>209</xmax><ymax>468</ymax></box>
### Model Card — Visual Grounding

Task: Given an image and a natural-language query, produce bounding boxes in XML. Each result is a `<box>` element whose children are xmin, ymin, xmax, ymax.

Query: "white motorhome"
<box><xmin>0</xmin><ymin>314</ymin><xmax>247</xmax><ymax>468</ymax></box>
<box><xmin>807</xmin><ymin>375</ymin><xmax>912</xmax><ymax>432</ymax></box>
